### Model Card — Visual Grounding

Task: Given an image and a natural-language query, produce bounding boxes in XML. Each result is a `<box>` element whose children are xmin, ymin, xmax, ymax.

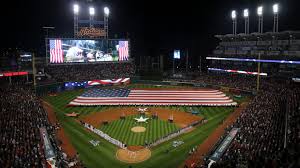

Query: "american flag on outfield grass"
<box><xmin>68</xmin><ymin>88</ymin><xmax>237</xmax><ymax>106</ymax></box>
<box><xmin>118</xmin><ymin>41</ymin><xmax>128</xmax><ymax>61</ymax></box>
<box><xmin>50</xmin><ymin>39</ymin><xmax>64</xmax><ymax>63</ymax></box>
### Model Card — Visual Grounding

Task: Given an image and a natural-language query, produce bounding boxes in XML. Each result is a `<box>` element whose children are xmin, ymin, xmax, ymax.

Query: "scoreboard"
<box><xmin>47</xmin><ymin>39</ymin><xmax>129</xmax><ymax>64</ymax></box>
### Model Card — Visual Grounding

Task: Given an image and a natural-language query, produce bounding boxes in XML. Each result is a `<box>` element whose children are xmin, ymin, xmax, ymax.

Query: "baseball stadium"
<box><xmin>41</xmin><ymin>82</ymin><xmax>248</xmax><ymax>168</ymax></box>
<box><xmin>1</xmin><ymin>1</ymin><xmax>300</xmax><ymax>168</ymax></box>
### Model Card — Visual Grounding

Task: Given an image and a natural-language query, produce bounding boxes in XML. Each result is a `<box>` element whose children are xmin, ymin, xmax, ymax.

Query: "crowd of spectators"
<box><xmin>168</xmin><ymin>73</ymin><xmax>299</xmax><ymax>167</ymax></box>
<box><xmin>45</xmin><ymin>62</ymin><xmax>135</xmax><ymax>82</ymax></box>
<box><xmin>0</xmin><ymin>84</ymin><xmax>83</xmax><ymax>167</ymax></box>
<box><xmin>196</xmin><ymin>73</ymin><xmax>261</xmax><ymax>91</ymax></box>
<box><xmin>285</xmin><ymin>87</ymin><xmax>300</xmax><ymax>167</ymax></box>
<box><xmin>206</xmin><ymin>84</ymin><xmax>300</xmax><ymax>167</ymax></box>
<box><xmin>166</xmin><ymin>72</ymin><xmax>266</xmax><ymax>91</ymax></box>
<box><xmin>1</xmin><ymin>68</ymin><xmax>299</xmax><ymax>168</ymax></box>
<box><xmin>0</xmin><ymin>85</ymin><xmax>52</xmax><ymax>167</ymax></box>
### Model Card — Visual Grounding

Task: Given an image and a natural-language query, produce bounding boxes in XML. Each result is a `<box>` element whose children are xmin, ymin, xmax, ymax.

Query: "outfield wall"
<box><xmin>36</xmin><ymin>78</ymin><xmax>255</xmax><ymax>97</ymax></box>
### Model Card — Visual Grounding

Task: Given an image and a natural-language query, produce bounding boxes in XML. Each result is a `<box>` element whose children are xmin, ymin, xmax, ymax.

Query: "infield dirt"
<box><xmin>82</xmin><ymin>107</ymin><xmax>202</xmax><ymax>128</ymax></box>
<box><xmin>131</xmin><ymin>126</ymin><xmax>146</xmax><ymax>133</ymax></box>
<box><xmin>116</xmin><ymin>148</ymin><xmax>151</xmax><ymax>163</ymax></box>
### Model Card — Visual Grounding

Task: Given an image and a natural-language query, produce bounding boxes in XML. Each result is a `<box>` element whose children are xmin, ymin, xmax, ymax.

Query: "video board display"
<box><xmin>48</xmin><ymin>39</ymin><xmax>129</xmax><ymax>63</ymax></box>
<box><xmin>20</xmin><ymin>52</ymin><xmax>32</xmax><ymax>62</ymax></box>
<box><xmin>174</xmin><ymin>50</ymin><xmax>180</xmax><ymax>59</ymax></box>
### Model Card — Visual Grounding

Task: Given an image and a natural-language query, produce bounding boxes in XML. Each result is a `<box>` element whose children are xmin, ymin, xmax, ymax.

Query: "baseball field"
<box><xmin>43</xmin><ymin>84</ymin><xmax>248</xmax><ymax>168</ymax></box>
<box><xmin>99</xmin><ymin>114</ymin><xmax>179</xmax><ymax>146</ymax></box>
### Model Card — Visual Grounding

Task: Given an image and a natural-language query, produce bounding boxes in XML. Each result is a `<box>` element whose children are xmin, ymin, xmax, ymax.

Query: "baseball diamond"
<box><xmin>99</xmin><ymin>115</ymin><xmax>179</xmax><ymax>146</ymax></box>
<box><xmin>42</xmin><ymin>85</ymin><xmax>245</xmax><ymax>167</ymax></box>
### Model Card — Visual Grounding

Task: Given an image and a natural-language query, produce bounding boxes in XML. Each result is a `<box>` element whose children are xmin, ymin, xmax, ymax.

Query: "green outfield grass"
<box><xmin>43</xmin><ymin>85</ymin><xmax>247</xmax><ymax>168</ymax></box>
<box><xmin>100</xmin><ymin>115</ymin><xmax>179</xmax><ymax>146</ymax></box>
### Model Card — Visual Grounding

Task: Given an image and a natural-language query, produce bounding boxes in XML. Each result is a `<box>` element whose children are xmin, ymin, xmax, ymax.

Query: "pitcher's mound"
<box><xmin>116</xmin><ymin>147</ymin><xmax>151</xmax><ymax>163</ymax></box>
<box><xmin>131</xmin><ymin>126</ymin><xmax>146</xmax><ymax>133</ymax></box>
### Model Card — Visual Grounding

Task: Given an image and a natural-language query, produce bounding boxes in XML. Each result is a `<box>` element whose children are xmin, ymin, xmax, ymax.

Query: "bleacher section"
<box><xmin>208</xmin><ymin>31</ymin><xmax>300</xmax><ymax>78</ymax></box>
<box><xmin>45</xmin><ymin>62</ymin><xmax>135</xmax><ymax>82</ymax></box>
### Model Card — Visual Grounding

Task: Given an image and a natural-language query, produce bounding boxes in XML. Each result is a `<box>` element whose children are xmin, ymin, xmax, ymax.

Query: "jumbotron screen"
<box><xmin>48</xmin><ymin>39</ymin><xmax>129</xmax><ymax>63</ymax></box>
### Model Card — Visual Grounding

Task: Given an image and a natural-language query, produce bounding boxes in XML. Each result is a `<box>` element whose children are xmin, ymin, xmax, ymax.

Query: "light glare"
<box><xmin>273</xmin><ymin>4</ymin><xmax>279</xmax><ymax>14</ymax></box>
<box><xmin>89</xmin><ymin>7</ymin><xmax>95</xmax><ymax>16</ymax></box>
<box><xmin>104</xmin><ymin>7</ymin><xmax>110</xmax><ymax>16</ymax></box>
<box><xmin>231</xmin><ymin>10</ymin><xmax>236</xmax><ymax>19</ymax></box>
<box><xmin>243</xmin><ymin>9</ymin><xmax>249</xmax><ymax>17</ymax></box>
<box><xmin>257</xmin><ymin>6</ymin><xmax>263</xmax><ymax>16</ymax></box>
<box><xmin>73</xmin><ymin>4</ymin><xmax>79</xmax><ymax>14</ymax></box>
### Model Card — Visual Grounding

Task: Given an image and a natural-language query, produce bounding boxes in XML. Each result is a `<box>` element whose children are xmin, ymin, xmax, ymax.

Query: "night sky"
<box><xmin>2</xmin><ymin>0</ymin><xmax>300</xmax><ymax>64</ymax></box>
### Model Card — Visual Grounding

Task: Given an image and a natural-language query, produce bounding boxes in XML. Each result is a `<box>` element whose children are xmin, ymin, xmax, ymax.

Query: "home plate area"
<box><xmin>116</xmin><ymin>147</ymin><xmax>151</xmax><ymax>163</ymax></box>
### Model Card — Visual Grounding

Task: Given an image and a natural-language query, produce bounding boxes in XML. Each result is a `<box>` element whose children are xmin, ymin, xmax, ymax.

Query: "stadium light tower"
<box><xmin>273</xmin><ymin>3</ymin><xmax>279</xmax><ymax>33</ymax></box>
<box><xmin>104</xmin><ymin>7</ymin><xmax>110</xmax><ymax>16</ymax></box>
<box><xmin>73</xmin><ymin>4</ymin><xmax>79</xmax><ymax>37</ymax></box>
<box><xmin>89</xmin><ymin>7</ymin><xmax>95</xmax><ymax>28</ymax></box>
<box><xmin>104</xmin><ymin>7</ymin><xmax>110</xmax><ymax>39</ymax></box>
<box><xmin>243</xmin><ymin>9</ymin><xmax>249</xmax><ymax>34</ymax></box>
<box><xmin>231</xmin><ymin>10</ymin><xmax>237</xmax><ymax>35</ymax></box>
<box><xmin>257</xmin><ymin>6</ymin><xmax>263</xmax><ymax>33</ymax></box>
<box><xmin>73</xmin><ymin>4</ymin><xmax>79</xmax><ymax>14</ymax></box>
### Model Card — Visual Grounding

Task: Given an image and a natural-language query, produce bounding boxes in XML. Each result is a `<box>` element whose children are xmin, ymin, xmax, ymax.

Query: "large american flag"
<box><xmin>118</xmin><ymin>41</ymin><xmax>129</xmax><ymax>61</ymax></box>
<box><xmin>68</xmin><ymin>88</ymin><xmax>237</xmax><ymax>106</ymax></box>
<box><xmin>50</xmin><ymin>39</ymin><xmax>64</xmax><ymax>63</ymax></box>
